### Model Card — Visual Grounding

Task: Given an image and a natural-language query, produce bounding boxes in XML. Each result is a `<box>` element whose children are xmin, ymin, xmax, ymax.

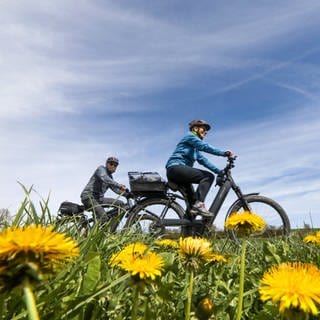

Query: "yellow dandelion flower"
<box><xmin>110</xmin><ymin>242</ymin><xmax>148</xmax><ymax>267</ymax></box>
<box><xmin>303</xmin><ymin>234</ymin><xmax>320</xmax><ymax>245</ymax></box>
<box><xmin>0</xmin><ymin>225</ymin><xmax>79</xmax><ymax>266</ymax></box>
<box><xmin>110</xmin><ymin>242</ymin><xmax>164</xmax><ymax>280</ymax></box>
<box><xmin>225</xmin><ymin>211</ymin><xmax>266</xmax><ymax>235</ymax></box>
<box><xmin>179</xmin><ymin>237</ymin><xmax>212</xmax><ymax>261</ymax></box>
<box><xmin>259</xmin><ymin>262</ymin><xmax>320</xmax><ymax>316</ymax></box>
<box><xmin>119</xmin><ymin>251</ymin><xmax>164</xmax><ymax>280</ymax></box>
<box><xmin>154</xmin><ymin>239</ymin><xmax>178</xmax><ymax>248</ymax></box>
<box><xmin>0</xmin><ymin>225</ymin><xmax>79</xmax><ymax>319</ymax></box>
<box><xmin>303</xmin><ymin>231</ymin><xmax>320</xmax><ymax>245</ymax></box>
<box><xmin>206</xmin><ymin>253</ymin><xmax>228</xmax><ymax>263</ymax></box>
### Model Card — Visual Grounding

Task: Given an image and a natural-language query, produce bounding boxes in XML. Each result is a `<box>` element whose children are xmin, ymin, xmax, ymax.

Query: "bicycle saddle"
<box><xmin>167</xmin><ymin>180</ymin><xmax>196</xmax><ymax>215</ymax></box>
<box><xmin>166</xmin><ymin>180</ymin><xmax>180</xmax><ymax>191</ymax></box>
<box><xmin>167</xmin><ymin>181</ymin><xmax>189</xmax><ymax>197</ymax></box>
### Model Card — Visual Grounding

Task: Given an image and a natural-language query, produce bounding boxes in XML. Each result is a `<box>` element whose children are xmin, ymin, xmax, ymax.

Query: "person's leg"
<box><xmin>81</xmin><ymin>196</ymin><xmax>106</xmax><ymax>221</ymax></box>
<box><xmin>167</xmin><ymin>165</ymin><xmax>214</xmax><ymax>217</ymax></box>
<box><xmin>100</xmin><ymin>197</ymin><xmax>125</xmax><ymax>216</ymax></box>
<box><xmin>167</xmin><ymin>165</ymin><xmax>214</xmax><ymax>201</ymax></box>
<box><xmin>195</xmin><ymin>170</ymin><xmax>214</xmax><ymax>202</ymax></box>
<box><xmin>185</xmin><ymin>184</ymin><xmax>196</xmax><ymax>208</ymax></box>
<box><xmin>167</xmin><ymin>166</ymin><xmax>195</xmax><ymax>205</ymax></box>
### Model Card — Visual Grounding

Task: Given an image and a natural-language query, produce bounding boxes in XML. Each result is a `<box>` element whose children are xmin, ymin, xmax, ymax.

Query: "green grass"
<box><xmin>1</xmin><ymin>189</ymin><xmax>319</xmax><ymax>320</ymax></box>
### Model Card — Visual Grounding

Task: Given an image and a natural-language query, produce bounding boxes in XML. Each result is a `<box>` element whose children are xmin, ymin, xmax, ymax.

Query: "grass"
<box><xmin>0</xmin><ymin>188</ymin><xmax>319</xmax><ymax>319</ymax></box>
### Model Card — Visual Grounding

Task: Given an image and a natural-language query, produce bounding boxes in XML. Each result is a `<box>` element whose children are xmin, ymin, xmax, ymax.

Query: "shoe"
<box><xmin>190</xmin><ymin>201</ymin><xmax>213</xmax><ymax>217</ymax></box>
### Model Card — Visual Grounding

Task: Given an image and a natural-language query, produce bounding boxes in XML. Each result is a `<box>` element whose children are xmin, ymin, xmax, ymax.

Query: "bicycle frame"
<box><xmin>207</xmin><ymin>169</ymin><xmax>255</xmax><ymax>223</ymax></box>
<box><xmin>157</xmin><ymin>157</ymin><xmax>255</xmax><ymax>229</ymax></box>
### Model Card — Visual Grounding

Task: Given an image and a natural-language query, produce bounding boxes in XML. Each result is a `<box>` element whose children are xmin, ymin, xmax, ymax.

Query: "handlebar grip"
<box><xmin>125</xmin><ymin>191</ymin><xmax>135</xmax><ymax>199</ymax></box>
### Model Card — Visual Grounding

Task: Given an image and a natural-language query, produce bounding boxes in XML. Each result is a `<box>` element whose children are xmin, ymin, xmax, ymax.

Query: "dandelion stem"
<box><xmin>185</xmin><ymin>269</ymin><xmax>194</xmax><ymax>320</ymax></box>
<box><xmin>236</xmin><ymin>239</ymin><xmax>246</xmax><ymax>320</ymax></box>
<box><xmin>131</xmin><ymin>286</ymin><xmax>140</xmax><ymax>320</ymax></box>
<box><xmin>23</xmin><ymin>278</ymin><xmax>40</xmax><ymax>320</ymax></box>
<box><xmin>143</xmin><ymin>296</ymin><xmax>149</xmax><ymax>320</ymax></box>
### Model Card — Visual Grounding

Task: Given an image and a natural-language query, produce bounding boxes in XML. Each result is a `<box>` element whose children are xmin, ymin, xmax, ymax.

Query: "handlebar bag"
<box><xmin>128</xmin><ymin>172</ymin><xmax>167</xmax><ymax>196</ymax></box>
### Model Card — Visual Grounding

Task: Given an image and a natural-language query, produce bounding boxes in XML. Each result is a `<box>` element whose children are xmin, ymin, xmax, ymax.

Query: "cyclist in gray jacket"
<box><xmin>80</xmin><ymin>156</ymin><xmax>127</xmax><ymax>223</ymax></box>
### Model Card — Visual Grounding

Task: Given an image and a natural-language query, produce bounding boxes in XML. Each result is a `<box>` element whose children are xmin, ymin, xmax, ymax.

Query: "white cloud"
<box><xmin>2</xmin><ymin>0</ymin><xmax>320</xmax><ymax>119</ymax></box>
<box><xmin>0</xmin><ymin>0</ymin><xmax>320</xmax><ymax>230</ymax></box>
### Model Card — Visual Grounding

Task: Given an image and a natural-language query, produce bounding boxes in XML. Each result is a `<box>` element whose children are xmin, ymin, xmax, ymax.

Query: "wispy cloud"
<box><xmin>2</xmin><ymin>1</ymin><xmax>320</xmax><ymax>119</ymax></box>
<box><xmin>0</xmin><ymin>0</ymin><xmax>319</xmax><ymax>228</ymax></box>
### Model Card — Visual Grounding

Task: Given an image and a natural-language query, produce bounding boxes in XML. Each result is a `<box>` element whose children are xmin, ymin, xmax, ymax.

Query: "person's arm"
<box><xmin>197</xmin><ymin>152</ymin><xmax>223</xmax><ymax>174</ymax></box>
<box><xmin>187</xmin><ymin>133</ymin><xmax>226</xmax><ymax>156</ymax></box>
<box><xmin>97</xmin><ymin>166</ymin><xmax>126</xmax><ymax>193</ymax></box>
<box><xmin>187</xmin><ymin>133</ymin><xmax>233</xmax><ymax>174</ymax></box>
<box><xmin>110</xmin><ymin>183</ymin><xmax>127</xmax><ymax>195</ymax></box>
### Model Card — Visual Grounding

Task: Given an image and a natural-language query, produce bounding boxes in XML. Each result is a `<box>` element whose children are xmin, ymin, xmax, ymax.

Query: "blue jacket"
<box><xmin>165</xmin><ymin>131</ymin><xmax>226</xmax><ymax>174</ymax></box>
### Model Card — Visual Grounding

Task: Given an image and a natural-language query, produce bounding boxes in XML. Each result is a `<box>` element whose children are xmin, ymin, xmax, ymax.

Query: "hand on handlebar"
<box><xmin>119</xmin><ymin>185</ymin><xmax>128</xmax><ymax>193</ymax></box>
<box><xmin>124</xmin><ymin>189</ymin><xmax>135</xmax><ymax>199</ymax></box>
<box><xmin>224</xmin><ymin>150</ymin><xmax>234</xmax><ymax>158</ymax></box>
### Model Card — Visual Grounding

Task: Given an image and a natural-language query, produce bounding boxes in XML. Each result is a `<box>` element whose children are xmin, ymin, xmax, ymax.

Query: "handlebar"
<box><xmin>219</xmin><ymin>155</ymin><xmax>237</xmax><ymax>176</ymax></box>
<box><xmin>215</xmin><ymin>156</ymin><xmax>237</xmax><ymax>186</ymax></box>
<box><xmin>224</xmin><ymin>155</ymin><xmax>237</xmax><ymax>171</ymax></box>
<box><xmin>124</xmin><ymin>191</ymin><xmax>135</xmax><ymax>199</ymax></box>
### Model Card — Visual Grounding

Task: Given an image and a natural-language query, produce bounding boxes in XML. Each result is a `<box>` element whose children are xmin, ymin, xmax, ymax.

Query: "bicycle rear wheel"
<box><xmin>225</xmin><ymin>194</ymin><xmax>290</xmax><ymax>241</ymax></box>
<box><xmin>125</xmin><ymin>197</ymin><xmax>185</xmax><ymax>238</ymax></box>
<box><xmin>55</xmin><ymin>213</ymin><xmax>91</xmax><ymax>237</ymax></box>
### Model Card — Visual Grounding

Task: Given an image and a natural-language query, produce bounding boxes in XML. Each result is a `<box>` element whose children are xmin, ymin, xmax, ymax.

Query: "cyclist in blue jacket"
<box><xmin>166</xmin><ymin>120</ymin><xmax>233</xmax><ymax>217</ymax></box>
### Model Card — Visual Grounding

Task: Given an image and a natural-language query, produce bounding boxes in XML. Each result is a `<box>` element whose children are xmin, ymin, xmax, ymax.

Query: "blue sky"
<box><xmin>1</xmin><ymin>0</ymin><xmax>320</xmax><ymax>228</ymax></box>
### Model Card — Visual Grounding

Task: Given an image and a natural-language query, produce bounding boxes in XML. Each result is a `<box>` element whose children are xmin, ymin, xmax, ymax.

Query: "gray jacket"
<box><xmin>80</xmin><ymin>165</ymin><xmax>123</xmax><ymax>201</ymax></box>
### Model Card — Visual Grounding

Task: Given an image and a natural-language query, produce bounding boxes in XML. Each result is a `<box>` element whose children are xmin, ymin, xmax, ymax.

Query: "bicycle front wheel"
<box><xmin>225</xmin><ymin>194</ymin><xmax>290</xmax><ymax>241</ymax></box>
<box><xmin>125</xmin><ymin>197</ymin><xmax>185</xmax><ymax>238</ymax></box>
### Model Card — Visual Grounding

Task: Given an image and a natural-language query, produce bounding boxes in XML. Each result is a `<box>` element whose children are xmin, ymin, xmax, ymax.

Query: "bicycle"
<box><xmin>124</xmin><ymin>156</ymin><xmax>291</xmax><ymax>241</ymax></box>
<box><xmin>55</xmin><ymin>195</ymin><xmax>137</xmax><ymax>236</ymax></box>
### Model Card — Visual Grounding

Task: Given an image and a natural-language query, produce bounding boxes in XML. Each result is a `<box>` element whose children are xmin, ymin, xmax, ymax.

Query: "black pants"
<box><xmin>81</xmin><ymin>196</ymin><xmax>125</xmax><ymax>223</ymax></box>
<box><xmin>166</xmin><ymin>165</ymin><xmax>214</xmax><ymax>205</ymax></box>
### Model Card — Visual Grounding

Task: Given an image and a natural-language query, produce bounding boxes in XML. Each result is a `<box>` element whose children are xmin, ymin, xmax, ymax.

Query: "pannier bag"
<box><xmin>128</xmin><ymin>172</ymin><xmax>167</xmax><ymax>196</ymax></box>
<box><xmin>58</xmin><ymin>201</ymin><xmax>85</xmax><ymax>216</ymax></box>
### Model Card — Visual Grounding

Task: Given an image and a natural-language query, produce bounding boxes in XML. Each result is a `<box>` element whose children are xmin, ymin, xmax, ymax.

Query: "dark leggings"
<box><xmin>81</xmin><ymin>196</ymin><xmax>125</xmax><ymax>223</ymax></box>
<box><xmin>166</xmin><ymin>165</ymin><xmax>214</xmax><ymax>204</ymax></box>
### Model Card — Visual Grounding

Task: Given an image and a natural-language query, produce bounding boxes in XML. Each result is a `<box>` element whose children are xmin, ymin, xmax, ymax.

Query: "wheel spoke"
<box><xmin>226</xmin><ymin>195</ymin><xmax>290</xmax><ymax>241</ymax></box>
<box><xmin>126</xmin><ymin>198</ymin><xmax>185</xmax><ymax>238</ymax></box>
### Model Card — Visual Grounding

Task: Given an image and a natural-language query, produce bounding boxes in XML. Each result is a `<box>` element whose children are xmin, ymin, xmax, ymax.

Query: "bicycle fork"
<box><xmin>231</xmin><ymin>183</ymin><xmax>257</xmax><ymax>212</ymax></box>
<box><xmin>208</xmin><ymin>176</ymin><xmax>254</xmax><ymax>220</ymax></box>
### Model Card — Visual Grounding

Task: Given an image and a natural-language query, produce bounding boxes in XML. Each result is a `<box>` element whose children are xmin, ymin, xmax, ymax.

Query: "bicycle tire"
<box><xmin>55</xmin><ymin>214</ymin><xmax>91</xmax><ymax>237</ymax></box>
<box><xmin>125</xmin><ymin>197</ymin><xmax>185</xmax><ymax>238</ymax></box>
<box><xmin>225</xmin><ymin>194</ymin><xmax>290</xmax><ymax>241</ymax></box>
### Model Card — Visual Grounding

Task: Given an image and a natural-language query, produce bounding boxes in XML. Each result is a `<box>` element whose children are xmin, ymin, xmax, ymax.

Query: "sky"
<box><xmin>1</xmin><ymin>0</ymin><xmax>320</xmax><ymax>229</ymax></box>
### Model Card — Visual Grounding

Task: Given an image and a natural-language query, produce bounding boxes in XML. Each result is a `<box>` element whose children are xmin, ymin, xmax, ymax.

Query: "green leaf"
<box><xmin>80</xmin><ymin>253</ymin><xmax>101</xmax><ymax>295</ymax></box>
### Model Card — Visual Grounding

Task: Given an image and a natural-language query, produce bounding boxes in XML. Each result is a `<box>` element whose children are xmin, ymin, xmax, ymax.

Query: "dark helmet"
<box><xmin>106</xmin><ymin>156</ymin><xmax>119</xmax><ymax>164</ymax></box>
<box><xmin>188</xmin><ymin>119</ymin><xmax>211</xmax><ymax>131</ymax></box>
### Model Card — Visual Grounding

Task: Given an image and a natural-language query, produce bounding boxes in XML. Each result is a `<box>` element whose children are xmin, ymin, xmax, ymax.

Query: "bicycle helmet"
<box><xmin>188</xmin><ymin>119</ymin><xmax>211</xmax><ymax>131</ymax></box>
<box><xmin>106</xmin><ymin>156</ymin><xmax>119</xmax><ymax>164</ymax></box>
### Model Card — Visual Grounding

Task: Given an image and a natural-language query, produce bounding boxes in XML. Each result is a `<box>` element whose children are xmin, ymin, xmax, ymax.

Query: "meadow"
<box><xmin>0</xmin><ymin>190</ymin><xmax>319</xmax><ymax>320</ymax></box>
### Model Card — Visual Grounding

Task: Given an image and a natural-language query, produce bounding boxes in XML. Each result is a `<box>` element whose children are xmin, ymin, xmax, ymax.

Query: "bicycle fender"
<box><xmin>242</xmin><ymin>192</ymin><xmax>259</xmax><ymax>197</ymax></box>
<box><xmin>226</xmin><ymin>193</ymin><xmax>259</xmax><ymax>216</ymax></box>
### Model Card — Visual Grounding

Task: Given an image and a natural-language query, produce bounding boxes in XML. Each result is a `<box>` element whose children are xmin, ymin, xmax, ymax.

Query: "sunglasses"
<box><xmin>199</xmin><ymin>127</ymin><xmax>208</xmax><ymax>134</ymax></box>
<box><xmin>108</xmin><ymin>161</ymin><xmax>118</xmax><ymax>167</ymax></box>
